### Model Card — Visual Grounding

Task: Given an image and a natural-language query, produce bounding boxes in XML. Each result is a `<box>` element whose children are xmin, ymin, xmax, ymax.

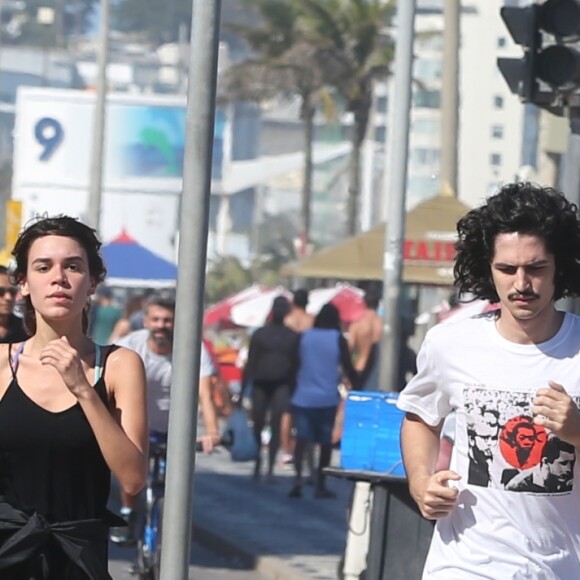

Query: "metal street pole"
<box><xmin>159</xmin><ymin>1</ymin><xmax>222</xmax><ymax>579</ymax></box>
<box><xmin>378</xmin><ymin>0</ymin><xmax>416</xmax><ymax>392</ymax></box>
<box><xmin>441</xmin><ymin>0</ymin><xmax>459</xmax><ymax>196</ymax></box>
<box><xmin>0</xmin><ymin>0</ymin><xmax>3</xmax><ymax>56</ymax></box>
<box><xmin>561</xmin><ymin>116</ymin><xmax>580</xmax><ymax>314</ymax></box>
<box><xmin>87</xmin><ymin>0</ymin><xmax>110</xmax><ymax>232</ymax></box>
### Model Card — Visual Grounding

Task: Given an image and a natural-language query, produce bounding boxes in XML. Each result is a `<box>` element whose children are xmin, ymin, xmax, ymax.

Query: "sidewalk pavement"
<box><xmin>191</xmin><ymin>447</ymin><xmax>356</xmax><ymax>580</ymax></box>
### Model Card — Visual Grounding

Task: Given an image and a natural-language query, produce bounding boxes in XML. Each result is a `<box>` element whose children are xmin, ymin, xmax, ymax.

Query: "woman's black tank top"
<box><xmin>0</xmin><ymin>343</ymin><xmax>111</xmax><ymax>523</ymax></box>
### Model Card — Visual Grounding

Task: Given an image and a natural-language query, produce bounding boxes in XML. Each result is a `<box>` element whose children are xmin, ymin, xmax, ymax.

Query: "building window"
<box><xmin>413</xmin><ymin>89</ymin><xmax>441</xmax><ymax>109</ymax></box>
<box><xmin>376</xmin><ymin>96</ymin><xmax>388</xmax><ymax>114</ymax></box>
<box><xmin>374</xmin><ymin>126</ymin><xmax>386</xmax><ymax>143</ymax></box>
<box><xmin>494</xmin><ymin>95</ymin><xmax>504</xmax><ymax>109</ymax></box>
<box><xmin>497</xmin><ymin>37</ymin><xmax>507</xmax><ymax>48</ymax></box>
<box><xmin>411</xmin><ymin>147</ymin><xmax>440</xmax><ymax>166</ymax></box>
<box><xmin>414</xmin><ymin>59</ymin><xmax>443</xmax><ymax>83</ymax></box>
<box><xmin>490</xmin><ymin>153</ymin><xmax>502</xmax><ymax>166</ymax></box>
<box><xmin>417</xmin><ymin>34</ymin><xmax>443</xmax><ymax>53</ymax></box>
<box><xmin>491</xmin><ymin>125</ymin><xmax>504</xmax><ymax>139</ymax></box>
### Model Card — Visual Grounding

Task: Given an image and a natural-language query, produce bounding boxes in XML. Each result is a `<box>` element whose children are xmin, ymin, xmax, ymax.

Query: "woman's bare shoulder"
<box><xmin>103</xmin><ymin>344</ymin><xmax>145</xmax><ymax>378</ymax></box>
<box><xmin>104</xmin><ymin>344</ymin><xmax>142</xmax><ymax>364</ymax></box>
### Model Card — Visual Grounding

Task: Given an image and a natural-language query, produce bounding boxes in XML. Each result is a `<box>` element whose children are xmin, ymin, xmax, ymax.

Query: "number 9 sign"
<box><xmin>34</xmin><ymin>117</ymin><xmax>64</xmax><ymax>161</ymax></box>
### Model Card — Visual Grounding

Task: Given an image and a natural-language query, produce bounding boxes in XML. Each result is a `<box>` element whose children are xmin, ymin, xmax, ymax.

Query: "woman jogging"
<box><xmin>0</xmin><ymin>215</ymin><xmax>148</xmax><ymax>579</ymax></box>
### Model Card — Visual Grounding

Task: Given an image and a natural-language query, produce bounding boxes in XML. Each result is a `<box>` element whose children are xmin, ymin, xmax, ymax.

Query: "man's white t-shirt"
<box><xmin>397</xmin><ymin>311</ymin><xmax>580</xmax><ymax>579</ymax></box>
<box><xmin>117</xmin><ymin>329</ymin><xmax>214</xmax><ymax>432</ymax></box>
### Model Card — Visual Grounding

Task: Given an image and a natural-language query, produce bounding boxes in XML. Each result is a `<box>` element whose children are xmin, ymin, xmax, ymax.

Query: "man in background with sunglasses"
<box><xmin>0</xmin><ymin>265</ymin><xmax>27</xmax><ymax>343</ymax></box>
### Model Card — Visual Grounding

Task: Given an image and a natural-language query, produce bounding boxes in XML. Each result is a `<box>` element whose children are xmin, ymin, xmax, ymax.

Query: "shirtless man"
<box><xmin>284</xmin><ymin>289</ymin><xmax>315</xmax><ymax>333</ymax></box>
<box><xmin>348</xmin><ymin>289</ymin><xmax>382</xmax><ymax>389</ymax></box>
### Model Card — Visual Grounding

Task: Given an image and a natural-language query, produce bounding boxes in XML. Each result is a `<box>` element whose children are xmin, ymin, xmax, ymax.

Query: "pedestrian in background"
<box><xmin>348</xmin><ymin>288</ymin><xmax>382</xmax><ymax>389</ymax></box>
<box><xmin>398</xmin><ymin>182</ymin><xmax>580</xmax><ymax>577</ymax></box>
<box><xmin>289</xmin><ymin>303</ymin><xmax>358</xmax><ymax>499</ymax></box>
<box><xmin>89</xmin><ymin>285</ymin><xmax>122</xmax><ymax>345</ymax></box>
<box><xmin>108</xmin><ymin>294</ymin><xmax>146</xmax><ymax>343</ymax></box>
<box><xmin>280</xmin><ymin>289</ymin><xmax>315</xmax><ymax>466</ymax></box>
<box><xmin>0</xmin><ymin>264</ymin><xmax>27</xmax><ymax>343</ymax></box>
<box><xmin>0</xmin><ymin>215</ymin><xmax>148</xmax><ymax>578</ymax></box>
<box><xmin>242</xmin><ymin>296</ymin><xmax>299</xmax><ymax>482</ymax></box>
<box><xmin>110</xmin><ymin>293</ymin><xmax>219</xmax><ymax>544</ymax></box>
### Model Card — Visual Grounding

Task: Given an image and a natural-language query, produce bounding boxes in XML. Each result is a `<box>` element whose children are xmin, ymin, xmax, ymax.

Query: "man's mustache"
<box><xmin>508</xmin><ymin>291</ymin><xmax>539</xmax><ymax>301</ymax></box>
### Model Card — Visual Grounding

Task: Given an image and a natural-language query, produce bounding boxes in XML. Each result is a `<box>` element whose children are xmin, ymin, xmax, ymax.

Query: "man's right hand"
<box><xmin>410</xmin><ymin>470</ymin><xmax>461</xmax><ymax>520</ymax></box>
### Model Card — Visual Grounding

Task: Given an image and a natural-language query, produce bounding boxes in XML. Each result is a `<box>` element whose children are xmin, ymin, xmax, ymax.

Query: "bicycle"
<box><xmin>134</xmin><ymin>430</ymin><xmax>167</xmax><ymax>580</ymax></box>
<box><xmin>133</xmin><ymin>430</ymin><xmax>232</xmax><ymax>579</ymax></box>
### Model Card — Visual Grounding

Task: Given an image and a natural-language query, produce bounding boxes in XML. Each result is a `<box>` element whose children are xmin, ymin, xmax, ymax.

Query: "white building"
<box><xmin>459</xmin><ymin>0</ymin><xmax>529</xmax><ymax>208</ymax></box>
<box><xmin>375</xmin><ymin>0</ymin><xmax>532</xmax><ymax>217</ymax></box>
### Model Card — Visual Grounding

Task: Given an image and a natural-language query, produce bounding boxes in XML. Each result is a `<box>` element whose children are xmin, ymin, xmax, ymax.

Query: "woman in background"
<box><xmin>242</xmin><ymin>296</ymin><xmax>299</xmax><ymax>481</ymax></box>
<box><xmin>289</xmin><ymin>303</ymin><xmax>358</xmax><ymax>499</ymax></box>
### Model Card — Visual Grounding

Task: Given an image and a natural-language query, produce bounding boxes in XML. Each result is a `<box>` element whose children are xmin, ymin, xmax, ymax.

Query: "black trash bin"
<box><xmin>325</xmin><ymin>467</ymin><xmax>434</xmax><ymax>580</ymax></box>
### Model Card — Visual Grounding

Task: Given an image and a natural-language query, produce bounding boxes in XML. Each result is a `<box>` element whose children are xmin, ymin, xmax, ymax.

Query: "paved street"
<box><xmin>109</xmin><ymin>540</ymin><xmax>265</xmax><ymax>579</ymax></box>
<box><xmin>106</xmin><ymin>416</ymin><xmax>355</xmax><ymax>580</ymax></box>
<box><xmin>191</xmin><ymin>445</ymin><xmax>353</xmax><ymax>580</ymax></box>
<box><xmin>107</xmin><ymin>443</ymin><xmax>354</xmax><ymax>580</ymax></box>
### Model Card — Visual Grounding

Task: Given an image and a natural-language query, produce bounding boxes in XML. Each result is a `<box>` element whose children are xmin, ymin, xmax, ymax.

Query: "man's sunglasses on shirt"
<box><xmin>0</xmin><ymin>287</ymin><xmax>17</xmax><ymax>298</ymax></box>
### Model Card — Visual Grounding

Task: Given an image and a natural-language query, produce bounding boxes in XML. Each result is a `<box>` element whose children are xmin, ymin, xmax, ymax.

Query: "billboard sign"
<box><xmin>13</xmin><ymin>87</ymin><xmax>226</xmax><ymax>194</ymax></box>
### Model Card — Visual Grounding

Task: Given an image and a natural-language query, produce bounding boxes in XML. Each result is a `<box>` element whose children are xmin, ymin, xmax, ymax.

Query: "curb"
<box><xmin>192</xmin><ymin>522</ymin><xmax>312</xmax><ymax>580</ymax></box>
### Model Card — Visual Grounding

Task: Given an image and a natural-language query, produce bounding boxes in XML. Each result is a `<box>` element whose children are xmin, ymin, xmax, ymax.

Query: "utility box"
<box><xmin>340</xmin><ymin>391</ymin><xmax>406</xmax><ymax>477</ymax></box>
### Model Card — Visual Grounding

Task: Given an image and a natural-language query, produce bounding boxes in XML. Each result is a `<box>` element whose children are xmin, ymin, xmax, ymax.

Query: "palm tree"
<box><xmin>295</xmin><ymin>0</ymin><xmax>395</xmax><ymax>236</ymax></box>
<box><xmin>221</xmin><ymin>0</ymin><xmax>334</xmax><ymax>255</ymax></box>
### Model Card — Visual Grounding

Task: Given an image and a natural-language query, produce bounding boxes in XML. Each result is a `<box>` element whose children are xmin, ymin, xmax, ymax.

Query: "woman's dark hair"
<box><xmin>314</xmin><ymin>303</ymin><xmax>341</xmax><ymax>330</ymax></box>
<box><xmin>269</xmin><ymin>296</ymin><xmax>291</xmax><ymax>324</ymax></box>
<box><xmin>454</xmin><ymin>182</ymin><xmax>580</xmax><ymax>303</ymax></box>
<box><xmin>11</xmin><ymin>215</ymin><xmax>107</xmax><ymax>334</ymax></box>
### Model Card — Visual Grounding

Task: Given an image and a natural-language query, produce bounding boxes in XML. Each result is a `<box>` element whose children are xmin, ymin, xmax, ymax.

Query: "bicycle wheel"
<box><xmin>152</xmin><ymin>497</ymin><xmax>164</xmax><ymax>580</ymax></box>
<box><xmin>136</xmin><ymin>532</ymin><xmax>154</xmax><ymax>580</ymax></box>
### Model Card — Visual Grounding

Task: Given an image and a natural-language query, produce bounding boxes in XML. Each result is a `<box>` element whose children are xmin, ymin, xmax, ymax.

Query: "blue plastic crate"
<box><xmin>340</xmin><ymin>391</ymin><xmax>406</xmax><ymax>477</ymax></box>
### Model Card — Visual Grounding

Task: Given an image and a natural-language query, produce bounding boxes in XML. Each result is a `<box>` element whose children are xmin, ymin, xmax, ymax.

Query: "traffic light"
<box><xmin>497</xmin><ymin>4</ymin><xmax>540</xmax><ymax>103</ymax></box>
<box><xmin>536</xmin><ymin>0</ymin><xmax>580</xmax><ymax>92</ymax></box>
<box><xmin>498</xmin><ymin>0</ymin><xmax>580</xmax><ymax>116</ymax></box>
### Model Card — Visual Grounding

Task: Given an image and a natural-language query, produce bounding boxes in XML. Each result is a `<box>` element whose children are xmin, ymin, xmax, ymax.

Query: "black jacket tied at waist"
<box><xmin>0</xmin><ymin>502</ymin><xmax>111</xmax><ymax>579</ymax></box>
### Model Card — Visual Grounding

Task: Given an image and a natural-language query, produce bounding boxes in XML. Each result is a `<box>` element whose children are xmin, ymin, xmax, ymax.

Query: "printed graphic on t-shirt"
<box><xmin>464</xmin><ymin>386</ymin><xmax>577</xmax><ymax>495</ymax></box>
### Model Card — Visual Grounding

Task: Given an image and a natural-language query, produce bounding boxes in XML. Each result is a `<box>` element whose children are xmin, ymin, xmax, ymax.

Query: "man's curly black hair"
<box><xmin>454</xmin><ymin>182</ymin><xmax>580</xmax><ymax>303</ymax></box>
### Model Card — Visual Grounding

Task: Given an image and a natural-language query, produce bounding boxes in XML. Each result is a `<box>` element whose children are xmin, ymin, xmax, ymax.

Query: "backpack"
<box><xmin>224</xmin><ymin>408</ymin><xmax>259</xmax><ymax>462</ymax></box>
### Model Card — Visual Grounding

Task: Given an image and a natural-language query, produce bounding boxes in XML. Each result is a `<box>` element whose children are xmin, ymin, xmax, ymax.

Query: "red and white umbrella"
<box><xmin>230</xmin><ymin>283</ymin><xmax>366</xmax><ymax>328</ymax></box>
<box><xmin>203</xmin><ymin>284</ymin><xmax>270</xmax><ymax>327</ymax></box>
<box><xmin>230</xmin><ymin>286</ymin><xmax>291</xmax><ymax>328</ymax></box>
<box><xmin>307</xmin><ymin>283</ymin><xmax>366</xmax><ymax>323</ymax></box>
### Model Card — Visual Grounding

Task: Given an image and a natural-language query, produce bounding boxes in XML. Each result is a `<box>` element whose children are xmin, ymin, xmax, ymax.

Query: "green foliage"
<box><xmin>204</xmin><ymin>249</ymin><xmax>287</xmax><ymax>304</ymax></box>
<box><xmin>295</xmin><ymin>0</ymin><xmax>395</xmax><ymax>143</ymax></box>
<box><xmin>205</xmin><ymin>256</ymin><xmax>252</xmax><ymax>304</ymax></box>
<box><xmin>235</xmin><ymin>0</ymin><xmax>299</xmax><ymax>58</ymax></box>
<box><xmin>227</xmin><ymin>0</ymin><xmax>396</xmax><ymax>239</ymax></box>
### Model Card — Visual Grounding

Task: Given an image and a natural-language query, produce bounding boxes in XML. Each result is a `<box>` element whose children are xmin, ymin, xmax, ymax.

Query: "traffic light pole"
<box><xmin>562</xmin><ymin>115</ymin><xmax>580</xmax><ymax>314</ymax></box>
<box><xmin>379</xmin><ymin>0</ymin><xmax>416</xmax><ymax>393</ymax></box>
<box><xmin>563</xmin><ymin>116</ymin><xmax>580</xmax><ymax>209</ymax></box>
<box><xmin>159</xmin><ymin>1</ymin><xmax>222</xmax><ymax>578</ymax></box>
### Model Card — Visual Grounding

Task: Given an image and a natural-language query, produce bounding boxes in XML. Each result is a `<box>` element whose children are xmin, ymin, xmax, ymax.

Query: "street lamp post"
<box><xmin>159</xmin><ymin>1</ymin><xmax>222</xmax><ymax>578</ymax></box>
<box><xmin>379</xmin><ymin>0</ymin><xmax>416</xmax><ymax>392</ymax></box>
<box><xmin>87</xmin><ymin>0</ymin><xmax>110</xmax><ymax>233</ymax></box>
